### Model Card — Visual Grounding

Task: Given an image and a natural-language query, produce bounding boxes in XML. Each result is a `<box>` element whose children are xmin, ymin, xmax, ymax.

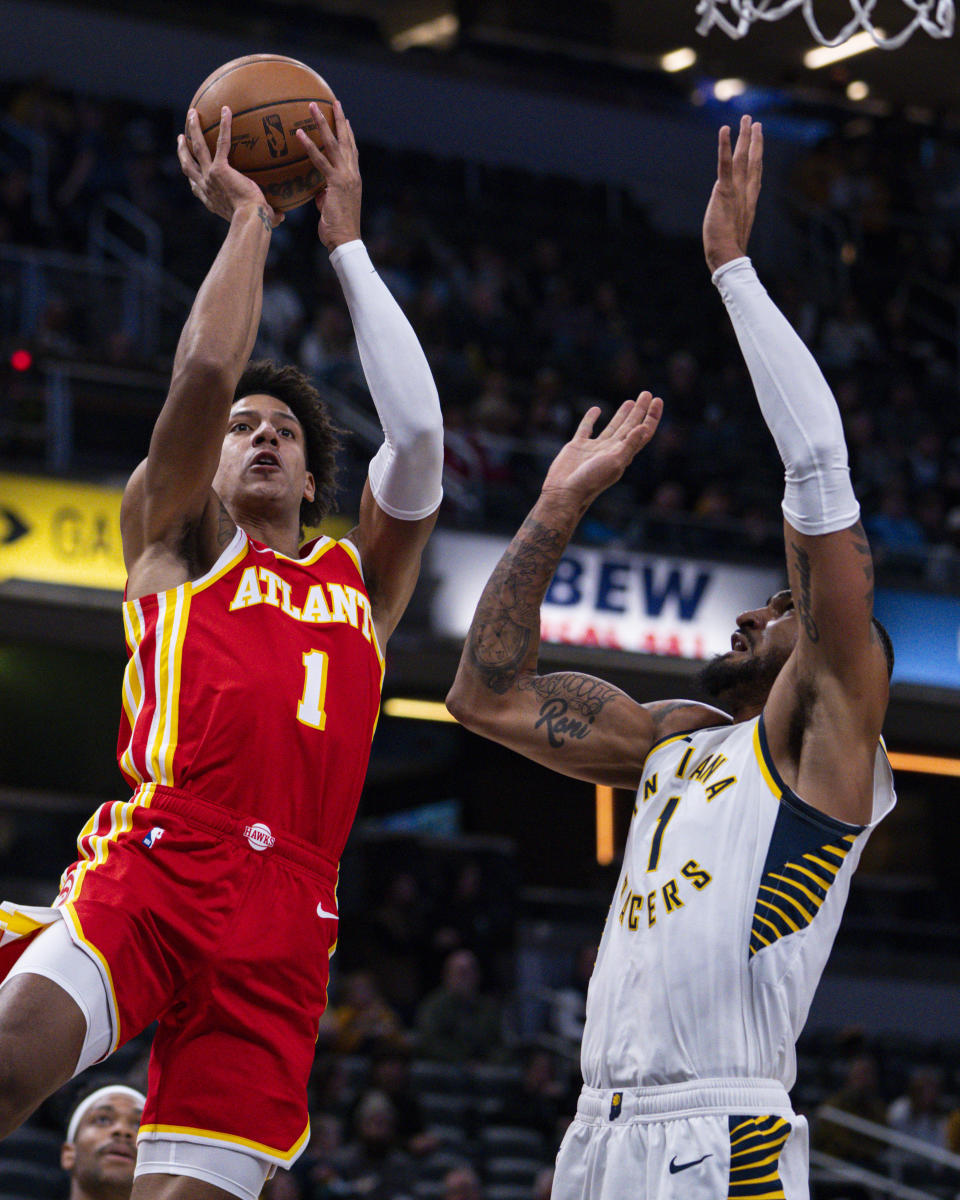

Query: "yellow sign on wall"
<box><xmin>0</xmin><ymin>473</ymin><xmax>126</xmax><ymax>590</ymax></box>
<box><xmin>0</xmin><ymin>473</ymin><xmax>355</xmax><ymax>592</ymax></box>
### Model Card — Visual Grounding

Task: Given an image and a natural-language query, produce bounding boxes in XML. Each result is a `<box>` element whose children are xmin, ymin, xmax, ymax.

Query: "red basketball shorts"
<box><xmin>50</xmin><ymin>784</ymin><xmax>339</xmax><ymax>1165</ymax></box>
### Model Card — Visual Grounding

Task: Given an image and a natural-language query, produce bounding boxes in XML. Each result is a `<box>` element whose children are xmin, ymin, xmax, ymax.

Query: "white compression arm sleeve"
<box><xmin>330</xmin><ymin>239</ymin><xmax>444</xmax><ymax>520</ymax></box>
<box><xmin>712</xmin><ymin>256</ymin><xmax>860</xmax><ymax>536</ymax></box>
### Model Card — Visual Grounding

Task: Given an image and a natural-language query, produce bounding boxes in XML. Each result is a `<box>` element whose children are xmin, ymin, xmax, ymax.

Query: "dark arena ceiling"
<box><xmin>63</xmin><ymin>0</ymin><xmax>960</xmax><ymax>118</ymax></box>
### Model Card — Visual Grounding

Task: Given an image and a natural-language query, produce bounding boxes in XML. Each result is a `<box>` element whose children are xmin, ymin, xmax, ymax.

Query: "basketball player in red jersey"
<box><xmin>0</xmin><ymin>99</ymin><xmax>444</xmax><ymax>1200</ymax></box>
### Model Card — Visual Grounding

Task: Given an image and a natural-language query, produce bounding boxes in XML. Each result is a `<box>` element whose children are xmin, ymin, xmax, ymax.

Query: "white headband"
<box><xmin>66</xmin><ymin>1086</ymin><xmax>146</xmax><ymax>1144</ymax></box>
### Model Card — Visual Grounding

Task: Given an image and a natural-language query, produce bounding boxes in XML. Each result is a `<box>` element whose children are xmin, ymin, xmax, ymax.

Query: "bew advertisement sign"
<box><xmin>428</xmin><ymin>531</ymin><xmax>783</xmax><ymax>660</ymax></box>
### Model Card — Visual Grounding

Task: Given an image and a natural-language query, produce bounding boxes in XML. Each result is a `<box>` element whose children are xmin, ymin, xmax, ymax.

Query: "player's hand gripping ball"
<box><xmin>187</xmin><ymin>54</ymin><xmax>336</xmax><ymax>211</ymax></box>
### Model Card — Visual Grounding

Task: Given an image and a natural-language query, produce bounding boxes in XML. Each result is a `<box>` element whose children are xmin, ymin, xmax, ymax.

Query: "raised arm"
<box><xmin>446</xmin><ymin>397</ymin><xmax>728</xmax><ymax>790</ymax></box>
<box><xmin>121</xmin><ymin>108</ymin><xmax>282</xmax><ymax>597</ymax></box>
<box><xmin>296</xmin><ymin>101</ymin><xmax>444</xmax><ymax>646</ymax></box>
<box><xmin>704</xmin><ymin>117</ymin><xmax>889</xmax><ymax>824</ymax></box>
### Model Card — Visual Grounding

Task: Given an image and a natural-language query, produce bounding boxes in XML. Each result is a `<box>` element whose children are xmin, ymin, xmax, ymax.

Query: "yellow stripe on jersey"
<box><xmin>759</xmin><ymin>881</ymin><xmax>817</xmax><ymax>923</ymax></box>
<box><xmin>768</xmin><ymin>870</ymin><xmax>825</xmax><ymax>910</ymax></box>
<box><xmin>119</xmin><ymin>600</ymin><xmax>147</xmax><ymax>786</ymax></box>
<box><xmin>138</xmin><ymin>1120</ymin><xmax>311</xmax><ymax>1163</ymax></box>
<box><xmin>752</xmin><ymin>722</ymin><xmax>782</xmax><ymax>799</ymax></box>
<box><xmin>61</xmin><ymin>901</ymin><xmax>122</xmax><ymax>1055</ymax></box>
<box><xmin>0</xmin><ymin>906</ymin><xmax>48</xmax><ymax>938</ymax></box>
<box><xmin>274</xmin><ymin>535</ymin><xmax>335</xmax><ymax>566</ymax></box>
<box><xmin>335</xmin><ymin>539</ymin><xmax>386</xmax><ymax>678</ymax></box>
<box><xmin>162</xmin><ymin>586</ymin><xmax>191</xmax><ymax>784</ymax></box>
<box><xmin>189</xmin><ymin>532</ymin><xmax>250</xmax><ymax>594</ymax></box>
<box><xmin>728</xmin><ymin>1115</ymin><xmax>791</xmax><ymax>1200</ymax></box>
<box><xmin>750</xmin><ymin>830</ymin><xmax>856</xmax><ymax>958</ymax></box>
<box><xmin>145</xmin><ymin>587</ymin><xmax>191</xmax><ymax>787</ymax></box>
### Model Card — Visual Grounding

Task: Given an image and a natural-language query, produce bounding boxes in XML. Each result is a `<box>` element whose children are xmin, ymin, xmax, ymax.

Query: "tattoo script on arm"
<box><xmin>790</xmin><ymin>541</ymin><xmax>820</xmax><ymax>644</ymax></box>
<box><xmin>524</xmin><ymin>675</ymin><xmax>623</xmax><ymax>748</ymax></box>
<box><xmin>850</xmin><ymin>520</ymin><xmax>876</xmax><ymax>628</ymax></box>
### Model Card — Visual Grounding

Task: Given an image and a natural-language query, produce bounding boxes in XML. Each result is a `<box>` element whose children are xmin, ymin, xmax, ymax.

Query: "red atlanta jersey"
<box><xmin>117</xmin><ymin>528</ymin><xmax>384</xmax><ymax>858</ymax></box>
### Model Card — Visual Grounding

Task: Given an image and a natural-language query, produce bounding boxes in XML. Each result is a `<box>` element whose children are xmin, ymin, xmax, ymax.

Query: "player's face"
<box><xmin>699</xmin><ymin>590</ymin><xmax>798</xmax><ymax>706</ymax></box>
<box><xmin>61</xmin><ymin>1094</ymin><xmax>142</xmax><ymax>1193</ymax></box>
<box><xmin>214</xmin><ymin>395</ymin><xmax>316</xmax><ymax>519</ymax></box>
<box><xmin>732</xmin><ymin>590</ymin><xmax>799</xmax><ymax>662</ymax></box>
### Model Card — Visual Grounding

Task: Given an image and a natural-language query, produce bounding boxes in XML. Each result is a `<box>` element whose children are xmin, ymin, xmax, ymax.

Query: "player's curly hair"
<box><xmin>234</xmin><ymin>359</ymin><xmax>341</xmax><ymax>532</ymax></box>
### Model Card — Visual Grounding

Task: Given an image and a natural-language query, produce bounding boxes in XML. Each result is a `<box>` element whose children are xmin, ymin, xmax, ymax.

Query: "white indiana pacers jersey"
<box><xmin>581</xmin><ymin>714</ymin><xmax>895</xmax><ymax>1093</ymax></box>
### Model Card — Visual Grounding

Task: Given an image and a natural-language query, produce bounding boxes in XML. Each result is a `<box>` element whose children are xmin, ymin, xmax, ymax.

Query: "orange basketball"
<box><xmin>188</xmin><ymin>54</ymin><xmax>336</xmax><ymax>212</ymax></box>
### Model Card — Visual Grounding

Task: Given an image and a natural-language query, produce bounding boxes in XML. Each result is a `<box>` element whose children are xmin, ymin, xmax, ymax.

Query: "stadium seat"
<box><xmin>1</xmin><ymin>1126</ymin><xmax>63</xmax><ymax>1160</ymax></box>
<box><xmin>484</xmin><ymin>1155</ymin><xmax>548</xmax><ymax>1187</ymax></box>
<box><xmin>480</xmin><ymin>1125</ymin><xmax>548</xmax><ymax>1159</ymax></box>
<box><xmin>486</xmin><ymin>1187</ymin><xmax>534</xmax><ymax>1200</ymax></box>
<box><xmin>411</xmin><ymin>1060</ymin><xmax>468</xmax><ymax>1093</ymax></box>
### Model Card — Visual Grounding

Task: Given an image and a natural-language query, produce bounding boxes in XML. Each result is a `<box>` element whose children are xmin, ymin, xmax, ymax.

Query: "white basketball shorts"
<box><xmin>552</xmin><ymin>1078</ymin><xmax>809</xmax><ymax>1200</ymax></box>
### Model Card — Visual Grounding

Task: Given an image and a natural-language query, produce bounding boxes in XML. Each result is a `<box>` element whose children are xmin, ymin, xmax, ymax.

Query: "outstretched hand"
<box><xmin>703</xmin><ymin>114</ymin><xmax>763</xmax><ymax>274</ymax></box>
<box><xmin>542</xmin><ymin>393</ymin><xmax>663</xmax><ymax>507</ymax></box>
<box><xmin>296</xmin><ymin>99</ymin><xmax>362</xmax><ymax>251</ymax></box>
<box><xmin>178</xmin><ymin>107</ymin><xmax>283</xmax><ymax>227</ymax></box>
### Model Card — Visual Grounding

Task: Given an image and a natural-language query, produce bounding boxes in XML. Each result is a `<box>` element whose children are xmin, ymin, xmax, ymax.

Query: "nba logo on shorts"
<box><xmin>142</xmin><ymin>827</ymin><xmax>164</xmax><ymax>849</ymax></box>
<box><xmin>262</xmin><ymin>114</ymin><xmax>288</xmax><ymax>158</ymax></box>
<box><xmin>609</xmin><ymin>1092</ymin><xmax>622</xmax><ymax>1121</ymax></box>
<box><xmin>243</xmin><ymin>822</ymin><xmax>275</xmax><ymax>852</ymax></box>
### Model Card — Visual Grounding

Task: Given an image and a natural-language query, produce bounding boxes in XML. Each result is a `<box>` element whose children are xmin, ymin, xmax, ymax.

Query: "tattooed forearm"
<box><xmin>257</xmin><ymin>206</ymin><xmax>274</xmax><ymax>233</ymax></box>
<box><xmin>467</xmin><ymin>516</ymin><xmax>569</xmax><ymax>694</ymax></box>
<box><xmin>790</xmin><ymin>541</ymin><xmax>820</xmax><ymax>643</ymax></box>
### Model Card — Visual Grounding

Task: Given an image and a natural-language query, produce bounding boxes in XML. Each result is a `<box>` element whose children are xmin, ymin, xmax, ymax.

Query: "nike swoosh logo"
<box><xmin>316</xmin><ymin>902</ymin><xmax>338</xmax><ymax>920</ymax></box>
<box><xmin>668</xmin><ymin>1154</ymin><xmax>712</xmax><ymax>1174</ymax></box>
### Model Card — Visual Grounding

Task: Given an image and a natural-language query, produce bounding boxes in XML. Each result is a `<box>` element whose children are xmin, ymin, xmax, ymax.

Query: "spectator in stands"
<box><xmin>255</xmin><ymin>257</ymin><xmax>305</xmax><ymax>361</ymax></box>
<box><xmin>549</xmin><ymin>941</ymin><xmax>595</xmax><ymax>1049</ymax></box>
<box><xmin>61</xmin><ymin>1083</ymin><xmax>145</xmax><ymax>1200</ymax></box>
<box><xmin>322</xmin><ymin>969</ymin><xmax>408</xmax><ymax>1056</ymax></box>
<box><xmin>309</xmin><ymin>1054</ymin><xmax>358</xmax><ymax>1126</ymax></box>
<box><xmin>887</xmin><ymin>1065</ymin><xmax>949</xmax><ymax>1147</ymax></box>
<box><xmin>363</xmin><ymin>1043</ymin><xmax>440</xmax><ymax>1157</ymax></box>
<box><xmin>500</xmin><ymin>1047</ymin><xmax>571</xmax><ymax>1143</ymax></box>
<box><xmin>946</xmin><ymin>1106</ymin><xmax>960</xmax><ymax>1154</ymax></box>
<box><xmin>285</xmin><ymin>1113</ymin><xmax>345</xmax><ymax>1200</ymax></box>
<box><xmin>415</xmin><ymin>949</ymin><xmax>503</xmax><ymax>1065</ymax></box>
<box><xmin>865</xmin><ymin>484</ymin><xmax>927</xmax><ymax>554</ymax></box>
<box><xmin>531</xmin><ymin>1166</ymin><xmax>554</xmax><ymax>1200</ymax></box>
<box><xmin>812</xmin><ymin>1054</ymin><xmax>889</xmax><ymax>1167</ymax></box>
<box><xmin>361</xmin><ymin>870</ymin><xmax>431</xmax><ymax>1024</ymax></box>
<box><xmin>433</xmin><ymin>858</ymin><xmax>515</xmax><ymax>989</ymax></box>
<box><xmin>332</xmin><ymin>1090</ymin><xmax>415</xmax><ymax>1200</ymax></box>
<box><xmin>443</xmin><ymin>1164</ymin><xmax>484</xmax><ymax>1200</ymax></box>
<box><xmin>817</xmin><ymin>294</ymin><xmax>881</xmax><ymax>371</ymax></box>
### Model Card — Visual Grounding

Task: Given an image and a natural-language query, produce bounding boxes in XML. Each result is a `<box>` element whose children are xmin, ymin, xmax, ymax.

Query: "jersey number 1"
<box><xmin>647</xmin><ymin>796</ymin><xmax>680</xmax><ymax>870</ymax></box>
<box><xmin>297</xmin><ymin>650</ymin><xmax>329</xmax><ymax>730</ymax></box>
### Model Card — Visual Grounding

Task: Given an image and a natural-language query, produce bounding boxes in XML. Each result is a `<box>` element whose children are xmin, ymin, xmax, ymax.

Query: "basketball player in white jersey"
<box><xmin>446</xmin><ymin>116</ymin><xmax>895</xmax><ymax>1199</ymax></box>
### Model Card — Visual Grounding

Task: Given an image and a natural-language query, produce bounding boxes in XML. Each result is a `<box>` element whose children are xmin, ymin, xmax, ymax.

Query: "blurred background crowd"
<box><xmin>3</xmin><ymin>77</ymin><xmax>960</xmax><ymax>583</ymax></box>
<box><xmin>3</xmin><ymin>6</ymin><xmax>960</xmax><ymax>1197</ymax></box>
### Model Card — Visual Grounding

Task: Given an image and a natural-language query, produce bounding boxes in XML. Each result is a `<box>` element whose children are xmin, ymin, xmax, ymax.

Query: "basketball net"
<box><xmin>695</xmin><ymin>0</ymin><xmax>955</xmax><ymax>47</ymax></box>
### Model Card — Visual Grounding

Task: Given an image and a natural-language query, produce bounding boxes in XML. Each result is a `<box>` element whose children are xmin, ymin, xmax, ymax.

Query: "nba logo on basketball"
<box><xmin>262</xmin><ymin>114</ymin><xmax>288</xmax><ymax>158</ymax></box>
<box><xmin>243</xmin><ymin>822</ymin><xmax>275</xmax><ymax>852</ymax></box>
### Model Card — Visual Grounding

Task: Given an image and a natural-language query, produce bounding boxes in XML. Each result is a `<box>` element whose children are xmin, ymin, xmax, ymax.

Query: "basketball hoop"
<box><xmin>695</xmin><ymin>0</ymin><xmax>955</xmax><ymax>47</ymax></box>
